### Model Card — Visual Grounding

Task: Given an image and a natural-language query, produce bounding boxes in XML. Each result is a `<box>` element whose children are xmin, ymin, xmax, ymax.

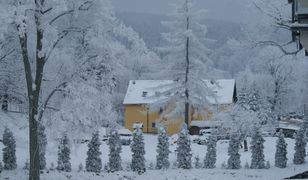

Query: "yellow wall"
<box><xmin>124</xmin><ymin>104</ymin><xmax>232</xmax><ymax>135</ymax></box>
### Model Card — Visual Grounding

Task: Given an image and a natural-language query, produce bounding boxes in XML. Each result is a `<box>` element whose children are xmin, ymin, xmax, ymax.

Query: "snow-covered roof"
<box><xmin>123</xmin><ymin>79</ymin><xmax>236</xmax><ymax>105</ymax></box>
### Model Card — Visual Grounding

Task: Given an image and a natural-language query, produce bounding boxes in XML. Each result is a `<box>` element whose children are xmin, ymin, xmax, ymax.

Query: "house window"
<box><xmin>142</xmin><ymin>91</ymin><xmax>148</xmax><ymax>97</ymax></box>
<box><xmin>152</xmin><ymin>122</ymin><xmax>156</xmax><ymax>128</ymax></box>
<box><xmin>159</xmin><ymin>107</ymin><xmax>163</xmax><ymax>114</ymax></box>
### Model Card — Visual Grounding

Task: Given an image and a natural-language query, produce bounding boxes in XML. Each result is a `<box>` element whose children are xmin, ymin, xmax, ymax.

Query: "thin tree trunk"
<box><xmin>184</xmin><ymin>2</ymin><xmax>190</xmax><ymax>128</ymax></box>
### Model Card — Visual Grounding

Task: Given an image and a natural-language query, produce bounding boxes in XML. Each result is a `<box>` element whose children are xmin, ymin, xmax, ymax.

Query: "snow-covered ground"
<box><xmin>1</xmin><ymin>111</ymin><xmax>308</xmax><ymax>180</ymax></box>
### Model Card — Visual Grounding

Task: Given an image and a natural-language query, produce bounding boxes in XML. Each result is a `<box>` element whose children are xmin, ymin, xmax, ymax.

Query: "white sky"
<box><xmin>111</xmin><ymin>0</ymin><xmax>253</xmax><ymax>23</ymax></box>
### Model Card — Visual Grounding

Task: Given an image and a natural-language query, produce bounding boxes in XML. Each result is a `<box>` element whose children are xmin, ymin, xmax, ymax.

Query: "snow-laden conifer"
<box><xmin>176</xmin><ymin>127</ymin><xmax>192</xmax><ymax>169</ymax></box>
<box><xmin>250</xmin><ymin>126</ymin><xmax>265</xmax><ymax>169</ymax></box>
<box><xmin>38</xmin><ymin>122</ymin><xmax>47</xmax><ymax>170</ymax></box>
<box><xmin>86</xmin><ymin>131</ymin><xmax>102</xmax><ymax>172</ymax></box>
<box><xmin>131</xmin><ymin>127</ymin><xmax>146</xmax><ymax>173</ymax></box>
<box><xmin>293</xmin><ymin>123</ymin><xmax>306</xmax><ymax>165</ymax></box>
<box><xmin>227</xmin><ymin>133</ymin><xmax>241</xmax><ymax>169</ymax></box>
<box><xmin>57</xmin><ymin>134</ymin><xmax>71</xmax><ymax>172</ymax></box>
<box><xmin>204</xmin><ymin>135</ymin><xmax>217</xmax><ymax>169</ymax></box>
<box><xmin>2</xmin><ymin>127</ymin><xmax>17</xmax><ymax>170</ymax></box>
<box><xmin>275</xmin><ymin>130</ymin><xmax>288</xmax><ymax>168</ymax></box>
<box><xmin>156</xmin><ymin>127</ymin><xmax>170</xmax><ymax>170</ymax></box>
<box><xmin>108</xmin><ymin>130</ymin><xmax>122</xmax><ymax>172</ymax></box>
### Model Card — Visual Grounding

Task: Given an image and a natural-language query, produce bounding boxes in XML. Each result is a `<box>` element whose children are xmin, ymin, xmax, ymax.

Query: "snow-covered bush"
<box><xmin>57</xmin><ymin>134</ymin><xmax>71</xmax><ymax>172</ymax></box>
<box><xmin>86</xmin><ymin>131</ymin><xmax>102</xmax><ymax>173</ymax></box>
<box><xmin>23</xmin><ymin>159</ymin><xmax>29</xmax><ymax>171</ymax></box>
<box><xmin>78</xmin><ymin>163</ymin><xmax>84</xmax><ymax>172</ymax></box>
<box><xmin>250</xmin><ymin>126</ymin><xmax>265</xmax><ymax>169</ymax></box>
<box><xmin>131</xmin><ymin>127</ymin><xmax>146</xmax><ymax>173</ymax></box>
<box><xmin>266</xmin><ymin>160</ymin><xmax>270</xmax><ymax>169</ymax></box>
<box><xmin>293</xmin><ymin>124</ymin><xmax>306</xmax><ymax>165</ymax></box>
<box><xmin>275</xmin><ymin>130</ymin><xmax>288</xmax><ymax>168</ymax></box>
<box><xmin>156</xmin><ymin>127</ymin><xmax>170</xmax><ymax>170</ymax></box>
<box><xmin>49</xmin><ymin>162</ymin><xmax>55</xmax><ymax>171</ymax></box>
<box><xmin>227</xmin><ymin>134</ymin><xmax>241</xmax><ymax>169</ymax></box>
<box><xmin>2</xmin><ymin>127</ymin><xmax>17</xmax><ymax>170</ymax></box>
<box><xmin>176</xmin><ymin>128</ymin><xmax>192</xmax><ymax>169</ymax></box>
<box><xmin>194</xmin><ymin>155</ymin><xmax>202</xmax><ymax>169</ymax></box>
<box><xmin>244</xmin><ymin>162</ymin><xmax>250</xmax><ymax>169</ymax></box>
<box><xmin>38</xmin><ymin>122</ymin><xmax>47</xmax><ymax>170</ymax></box>
<box><xmin>108</xmin><ymin>130</ymin><xmax>122</xmax><ymax>172</ymax></box>
<box><xmin>221</xmin><ymin>161</ymin><xmax>227</xmax><ymax>169</ymax></box>
<box><xmin>204</xmin><ymin>135</ymin><xmax>217</xmax><ymax>169</ymax></box>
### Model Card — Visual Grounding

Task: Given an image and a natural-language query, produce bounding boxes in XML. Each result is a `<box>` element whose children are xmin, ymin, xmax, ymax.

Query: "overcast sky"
<box><xmin>111</xmin><ymin>0</ymin><xmax>253</xmax><ymax>23</ymax></box>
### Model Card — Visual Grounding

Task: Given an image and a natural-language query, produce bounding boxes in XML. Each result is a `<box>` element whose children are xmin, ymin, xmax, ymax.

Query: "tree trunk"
<box><xmin>184</xmin><ymin>2</ymin><xmax>190</xmax><ymax>128</ymax></box>
<box><xmin>244</xmin><ymin>139</ymin><xmax>248</xmax><ymax>152</ymax></box>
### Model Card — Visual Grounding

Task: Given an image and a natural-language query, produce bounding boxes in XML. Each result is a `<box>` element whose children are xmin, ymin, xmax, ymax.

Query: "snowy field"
<box><xmin>1</xmin><ymin>112</ymin><xmax>308</xmax><ymax>180</ymax></box>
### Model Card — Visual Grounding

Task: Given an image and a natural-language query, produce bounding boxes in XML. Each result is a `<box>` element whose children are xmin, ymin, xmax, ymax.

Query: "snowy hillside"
<box><xmin>116</xmin><ymin>12</ymin><xmax>242</xmax><ymax>49</ymax></box>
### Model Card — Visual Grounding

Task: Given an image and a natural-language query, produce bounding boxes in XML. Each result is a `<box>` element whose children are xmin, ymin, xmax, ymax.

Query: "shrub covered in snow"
<box><xmin>108</xmin><ymin>130</ymin><xmax>122</xmax><ymax>172</ymax></box>
<box><xmin>250</xmin><ymin>126</ymin><xmax>265</xmax><ymax>169</ymax></box>
<box><xmin>227</xmin><ymin>134</ymin><xmax>241</xmax><ymax>169</ymax></box>
<box><xmin>275</xmin><ymin>130</ymin><xmax>288</xmax><ymax>168</ymax></box>
<box><xmin>78</xmin><ymin>163</ymin><xmax>84</xmax><ymax>172</ymax></box>
<box><xmin>176</xmin><ymin>127</ymin><xmax>192</xmax><ymax>169</ymax></box>
<box><xmin>131</xmin><ymin>127</ymin><xmax>146</xmax><ymax>173</ymax></box>
<box><xmin>194</xmin><ymin>155</ymin><xmax>202</xmax><ymax>169</ymax></box>
<box><xmin>57</xmin><ymin>134</ymin><xmax>71</xmax><ymax>172</ymax></box>
<box><xmin>156</xmin><ymin>127</ymin><xmax>170</xmax><ymax>170</ymax></box>
<box><xmin>2</xmin><ymin>127</ymin><xmax>17</xmax><ymax>170</ymax></box>
<box><xmin>23</xmin><ymin>159</ymin><xmax>29</xmax><ymax>171</ymax></box>
<box><xmin>204</xmin><ymin>135</ymin><xmax>217</xmax><ymax>169</ymax></box>
<box><xmin>293</xmin><ymin>124</ymin><xmax>306</xmax><ymax>165</ymax></box>
<box><xmin>86</xmin><ymin>131</ymin><xmax>102</xmax><ymax>173</ymax></box>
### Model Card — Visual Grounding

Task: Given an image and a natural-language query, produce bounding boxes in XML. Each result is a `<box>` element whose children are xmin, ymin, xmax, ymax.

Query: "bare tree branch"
<box><xmin>37</xmin><ymin>82</ymin><xmax>67</xmax><ymax>122</ymax></box>
<box><xmin>49</xmin><ymin>1</ymin><xmax>94</xmax><ymax>25</ymax></box>
<box><xmin>45</xmin><ymin>28</ymin><xmax>83</xmax><ymax>62</ymax></box>
<box><xmin>255</xmin><ymin>41</ymin><xmax>300</xmax><ymax>55</ymax></box>
<box><xmin>0</xmin><ymin>49</ymin><xmax>15</xmax><ymax>62</ymax></box>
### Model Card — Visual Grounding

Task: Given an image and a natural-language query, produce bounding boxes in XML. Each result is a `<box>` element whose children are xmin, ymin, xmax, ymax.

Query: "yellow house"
<box><xmin>123</xmin><ymin>79</ymin><xmax>237</xmax><ymax>135</ymax></box>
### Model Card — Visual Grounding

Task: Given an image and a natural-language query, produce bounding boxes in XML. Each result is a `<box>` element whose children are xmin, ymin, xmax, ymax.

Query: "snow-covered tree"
<box><xmin>275</xmin><ymin>130</ymin><xmax>288</xmax><ymax>168</ymax></box>
<box><xmin>2</xmin><ymin>127</ymin><xmax>16</xmax><ymax>170</ymax></box>
<box><xmin>0</xmin><ymin>0</ymin><xmax>100</xmax><ymax>178</ymax></box>
<box><xmin>38</xmin><ymin>122</ymin><xmax>47</xmax><ymax>170</ymax></box>
<box><xmin>204</xmin><ymin>135</ymin><xmax>217</xmax><ymax>169</ymax></box>
<box><xmin>293</xmin><ymin>123</ymin><xmax>306</xmax><ymax>165</ymax></box>
<box><xmin>153</xmin><ymin>0</ymin><xmax>213</xmax><ymax>126</ymax></box>
<box><xmin>131</xmin><ymin>127</ymin><xmax>146</xmax><ymax>173</ymax></box>
<box><xmin>108</xmin><ymin>130</ymin><xmax>122</xmax><ymax>172</ymax></box>
<box><xmin>250</xmin><ymin>126</ymin><xmax>266</xmax><ymax>169</ymax></box>
<box><xmin>227</xmin><ymin>134</ymin><xmax>241</xmax><ymax>169</ymax></box>
<box><xmin>0</xmin><ymin>161</ymin><xmax>3</xmax><ymax>173</ymax></box>
<box><xmin>57</xmin><ymin>134</ymin><xmax>71</xmax><ymax>172</ymax></box>
<box><xmin>86</xmin><ymin>131</ymin><xmax>102</xmax><ymax>173</ymax></box>
<box><xmin>156</xmin><ymin>127</ymin><xmax>170</xmax><ymax>170</ymax></box>
<box><xmin>176</xmin><ymin>128</ymin><xmax>192</xmax><ymax>169</ymax></box>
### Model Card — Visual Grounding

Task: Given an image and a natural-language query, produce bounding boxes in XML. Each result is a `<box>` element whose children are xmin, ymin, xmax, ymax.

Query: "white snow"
<box><xmin>123</xmin><ymin>79</ymin><xmax>236</xmax><ymax>105</ymax></box>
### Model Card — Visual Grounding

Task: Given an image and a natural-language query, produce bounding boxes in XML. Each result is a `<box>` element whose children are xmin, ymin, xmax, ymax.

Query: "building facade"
<box><xmin>123</xmin><ymin>79</ymin><xmax>237</xmax><ymax>135</ymax></box>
